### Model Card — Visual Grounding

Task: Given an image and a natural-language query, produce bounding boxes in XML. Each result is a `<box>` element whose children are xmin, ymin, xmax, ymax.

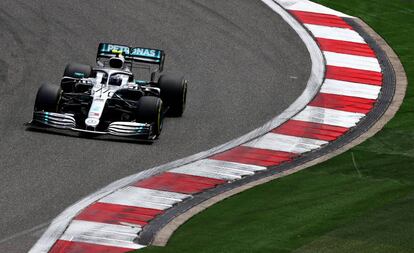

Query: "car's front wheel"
<box><xmin>136</xmin><ymin>96</ymin><xmax>163</xmax><ymax>137</ymax></box>
<box><xmin>34</xmin><ymin>83</ymin><xmax>62</xmax><ymax>112</ymax></box>
<box><xmin>157</xmin><ymin>74</ymin><xmax>187</xmax><ymax>117</ymax></box>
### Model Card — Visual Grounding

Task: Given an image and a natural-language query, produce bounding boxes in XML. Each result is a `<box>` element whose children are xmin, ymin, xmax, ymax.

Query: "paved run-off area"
<box><xmin>0</xmin><ymin>1</ymin><xmax>311</xmax><ymax>252</ymax></box>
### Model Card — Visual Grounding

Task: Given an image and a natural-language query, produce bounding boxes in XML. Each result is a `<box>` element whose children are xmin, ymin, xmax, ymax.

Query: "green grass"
<box><xmin>138</xmin><ymin>1</ymin><xmax>414</xmax><ymax>252</ymax></box>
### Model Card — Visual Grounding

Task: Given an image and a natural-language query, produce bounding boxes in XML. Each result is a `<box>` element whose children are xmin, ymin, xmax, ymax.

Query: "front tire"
<box><xmin>136</xmin><ymin>96</ymin><xmax>163</xmax><ymax>137</ymax></box>
<box><xmin>157</xmin><ymin>74</ymin><xmax>187</xmax><ymax>117</ymax></box>
<box><xmin>34</xmin><ymin>84</ymin><xmax>62</xmax><ymax>112</ymax></box>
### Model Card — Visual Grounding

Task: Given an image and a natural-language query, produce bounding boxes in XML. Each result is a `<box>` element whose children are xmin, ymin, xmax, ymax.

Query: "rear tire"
<box><xmin>34</xmin><ymin>84</ymin><xmax>62</xmax><ymax>112</ymax></box>
<box><xmin>136</xmin><ymin>96</ymin><xmax>163</xmax><ymax>136</ymax></box>
<box><xmin>63</xmin><ymin>63</ymin><xmax>92</xmax><ymax>78</ymax></box>
<box><xmin>157</xmin><ymin>74</ymin><xmax>187</xmax><ymax>117</ymax></box>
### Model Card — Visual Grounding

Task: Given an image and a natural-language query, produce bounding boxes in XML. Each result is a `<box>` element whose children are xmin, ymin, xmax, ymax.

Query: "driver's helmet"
<box><xmin>109</xmin><ymin>54</ymin><xmax>125</xmax><ymax>69</ymax></box>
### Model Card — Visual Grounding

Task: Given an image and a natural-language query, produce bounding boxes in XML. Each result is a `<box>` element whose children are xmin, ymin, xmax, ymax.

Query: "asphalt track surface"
<box><xmin>0</xmin><ymin>1</ymin><xmax>311</xmax><ymax>252</ymax></box>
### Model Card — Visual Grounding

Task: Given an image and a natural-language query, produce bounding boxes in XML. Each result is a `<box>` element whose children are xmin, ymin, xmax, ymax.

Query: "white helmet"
<box><xmin>109</xmin><ymin>54</ymin><xmax>125</xmax><ymax>69</ymax></box>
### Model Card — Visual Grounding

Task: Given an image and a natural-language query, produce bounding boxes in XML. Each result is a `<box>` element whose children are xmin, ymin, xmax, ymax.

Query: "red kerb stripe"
<box><xmin>134</xmin><ymin>172</ymin><xmax>226</xmax><ymax>194</ymax></box>
<box><xmin>210</xmin><ymin>146</ymin><xmax>297</xmax><ymax>167</ymax></box>
<box><xmin>317</xmin><ymin>38</ymin><xmax>375</xmax><ymax>57</ymax></box>
<box><xmin>290</xmin><ymin>10</ymin><xmax>352</xmax><ymax>29</ymax></box>
<box><xmin>50</xmin><ymin>240</ymin><xmax>132</xmax><ymax>253</ymax></box>
<box><xmin>326</xmin><ymin>66</ymin><xmax>383</xmax><ymax>86</ymax></box>
<box><xmin>272</xmin><ymin>120</ymin><xmax>348</xmax><ymax>141</ymax></box>
<box><xmin>309</xmin><ymin>93</ymin><xmax>376</xmax><ymax>114</ymax></box>
<box><xmin>75</xmin><ymin>202</ymin><xmax>163</xmax><ymax>227</ymax></box>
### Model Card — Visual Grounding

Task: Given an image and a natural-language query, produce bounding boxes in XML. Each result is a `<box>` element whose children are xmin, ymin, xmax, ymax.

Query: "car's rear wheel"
<box><xmin>34</xmin><ymin>84</ymin><xmax>62</xmax><ymax>112</ymax></box>
<box><xmin>157</xmin><ymin>74</ymin><xmax>187</xmax><ymax>117</ymax></box>
<box><xmin>136</xmin><ymin>96</ymin><xmax>163</xmax><ymax>137</ymax></box>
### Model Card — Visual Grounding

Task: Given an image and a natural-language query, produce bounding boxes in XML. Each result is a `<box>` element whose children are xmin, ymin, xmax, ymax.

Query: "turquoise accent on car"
<box><xmin>135</xmin><ymin>80</ymin><xmax>149</xmax><ymax>85</ymax></box>
<box><xmin>74</xmin><ymin>72</ymin><xmax>84</xmax><ymax>78</ymax></box>
<box><xmin>99</xmin><ymin>43</ymin><xmax>130</xmax><ymax>55</ymax></box>
<box><xmin>130</xmin><ymin>47</ymin><xmax>161</xmax><ymax>59</ymax></box>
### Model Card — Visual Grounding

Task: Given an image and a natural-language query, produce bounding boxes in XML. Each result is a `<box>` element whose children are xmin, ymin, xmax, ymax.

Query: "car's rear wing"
<box><xmin>97</xmin><ymin>43</ymin><xmax>165</xmax><ymax>71</ymax></box>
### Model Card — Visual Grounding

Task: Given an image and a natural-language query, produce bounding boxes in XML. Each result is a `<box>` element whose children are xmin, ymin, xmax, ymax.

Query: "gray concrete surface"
<box><xmin>0</xmin><ymin>0</ymin><xmax>310</xmax><ymax>252</ymax></box>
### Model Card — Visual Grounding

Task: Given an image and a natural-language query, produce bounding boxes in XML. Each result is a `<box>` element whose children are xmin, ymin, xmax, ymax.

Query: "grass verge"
<box><xmin>138</xmin><ymin>1</ymin><xmax>414</xmax><ymax>252</ymax></box>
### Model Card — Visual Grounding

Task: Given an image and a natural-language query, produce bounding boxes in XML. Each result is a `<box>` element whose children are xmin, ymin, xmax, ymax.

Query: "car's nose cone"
<box><xmin>85</xmin><ymin>117</ymin><xmax>99</xmax><ymax>128</ymax></box>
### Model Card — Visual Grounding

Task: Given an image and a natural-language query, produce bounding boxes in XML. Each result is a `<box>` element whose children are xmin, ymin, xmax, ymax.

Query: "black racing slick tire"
<box><xmin>63</xmin><ymin>63</ymin><xmax>92</xmax><ymax>78</ymax></box>
<box><xmin>34</xmin><ymin>84</ymin><xmax>62</xmax><ymax>112</ymax></box>
<box><xmin>157</xmin><ymin>74</ymin><xmax>187</xmax><ymax>117</ymax></box>
<box><xmin>136</xmin><ymin>96</ymin><xmax>163</xmax><ymax>137</ymax></box>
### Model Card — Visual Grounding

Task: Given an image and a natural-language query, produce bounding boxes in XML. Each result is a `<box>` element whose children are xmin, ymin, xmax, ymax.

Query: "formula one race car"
<box><xmin>28</xmin><ymin>43</ymin><xmax>187</xmax><ymax>140</ymax></box>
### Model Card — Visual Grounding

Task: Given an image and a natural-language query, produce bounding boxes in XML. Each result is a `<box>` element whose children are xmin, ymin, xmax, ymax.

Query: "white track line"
<box><xmin>171</xmin><ymin>159</ymin><xmax>256</xmax><ymax>181</ymax></box>
<box><xmin>305</xmin><ymin>24</ymin><xmax>365</xmax><ymax>43</ymax></box>
<box><xmin>320</xmin><ymin>79</ymin><xmax>381</xmax><ymax>99</ymax></box>
<box><xmin>324</xmin><ymin>51</ymin><xmax>381</xmax><ymax>72</ymax></box>
<box><xmin>202</xmin><ymin>159</ymin><xmax>267</xmax><ymax>172</ymax></box>
<box><xmin>60</xmin><ymin>220</ymin><xmax>144</xmax><ymax>249</ymax></box>
<box><xmin>99</xmin><ymin>187</ymin><xmax>190</xmax><ymax>210</ymax></box>
<box><xmin>293</xmin><ymin>106</ymin><xmax>365</xmax><ymax>128</ymax></box>
<box><xmin>277</xmin><ymin>0</ymin><xmax>352</xmax><ymax>17</ymax></box>
<box><xmin>244</xmin><ymin>133</ymin><xmax>328</xmax><ymax>153</ymax></box>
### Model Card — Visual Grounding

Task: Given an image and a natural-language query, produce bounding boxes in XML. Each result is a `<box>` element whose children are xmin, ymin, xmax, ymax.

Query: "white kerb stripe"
<box><xmin>243</xmin><ymin>133</ymin><xmax>328</xmax><ymax>154</ymax></box>
<box><xmin>278</xmin><ymin>0</ymin><xmax>352</xmax><ymax>17</ymax></box>
<box><xmin>324</xmin><ymin>51</ymin><xmax>381</xmax><ymax>72</ymax></box>
<box><xmin>293</xmin><ymin>106</ymin><xmax>365</xmax><ymax>128</ymax></box>
<box><xmin>203</xmin><ymin>159</ymin><xmax>266</xmax><ymax>172</ymax></box>
<box><xmin>60</xmin><ymin>220</ymin><xmax>145</xmax><ymax>249</ymax></box>
<box><xmin>321</xmin><ymin>79</ymin><xmax>381</xmax><ymax>99</ymax></box>
<box><xmin>99</xmin><ymin>186</ymin><xmax>190</xmax><ymax>210</ymax></box>
<box><xmin>171</xmin><ymin>159</ymin><xmax>259</xmax><ymax>181</ymax></box>
<box><xmin>305</xmin><ymin>24</ymin><xmax>365</xmax><ymax>43</ymax></box>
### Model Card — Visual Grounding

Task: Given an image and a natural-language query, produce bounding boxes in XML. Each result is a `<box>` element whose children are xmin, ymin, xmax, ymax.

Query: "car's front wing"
<box><xmin>29</xmin><ymin>111</ymin><xmax>156</xmax><ymax>140</ymax></box>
